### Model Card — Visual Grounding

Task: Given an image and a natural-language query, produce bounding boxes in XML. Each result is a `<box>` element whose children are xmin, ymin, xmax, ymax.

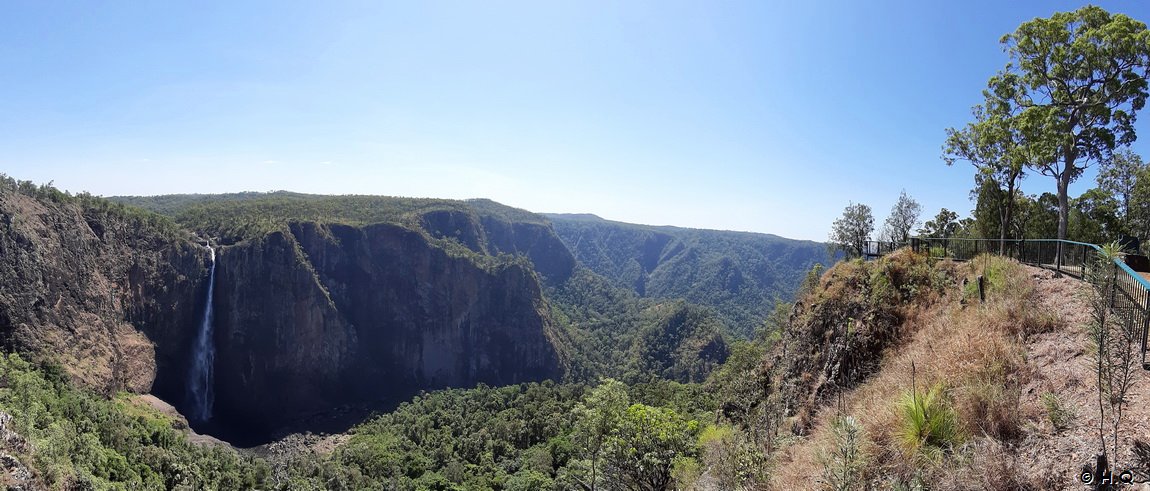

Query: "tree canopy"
<box><xmin>880</xmin><ymin>191</ymin><xmax>922</xmax><ymax>245</ymax></box>
<box><xmin>944</xmin><ymin>86</ymin><xmax>1029</xmax><ymax>252</ymax></box>
<box><xmin>918</xmin><ymin>208</ymin><xmax>959</xmax><ymax>239</ymax></box>
<box><xmin>996</xmin><ymin>6</ymin><xmax>1150</xmax><ymax>239</ymax></box>
<box><xmin>829</xmin><ymin>203</ymin><xmax>874</xmax><ymax>258</ymax></box>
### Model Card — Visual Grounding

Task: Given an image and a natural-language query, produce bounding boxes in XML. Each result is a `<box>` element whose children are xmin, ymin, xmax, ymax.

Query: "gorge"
<box><xmin>0</xmin><ymin>182</ymin><xmax>833</xmax><ymax>446</ymax></box>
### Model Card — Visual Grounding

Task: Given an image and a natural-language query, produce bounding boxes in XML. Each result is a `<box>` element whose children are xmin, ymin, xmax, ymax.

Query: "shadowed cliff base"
<box><xmin>192</xmin><ymin>399</ymin><xmax>401</xmax><ymax>448</ymax></box>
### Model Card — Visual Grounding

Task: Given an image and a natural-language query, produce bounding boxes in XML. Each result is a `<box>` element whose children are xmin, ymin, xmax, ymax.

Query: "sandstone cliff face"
<box><xmin>211</xmin><ymin>221</ymin><xmax>563</xmax><ymax>441</ymax></box>
<box><xmin>0</xmin><ymin>188</ymin><xmax>208</xmax><ymax>400</ymax></box>
<box><xmin>418</xmin><ymin>208</ymin><xmax>575</xmax><ymax>283</ymax></box>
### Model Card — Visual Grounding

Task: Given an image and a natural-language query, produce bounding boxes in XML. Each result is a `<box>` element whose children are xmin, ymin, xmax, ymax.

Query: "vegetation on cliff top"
<box><xmin>546</xmin><ymin>213</ymin><xmax>831</xmax><ymax>338</ymax></box>
<box><xmin>112</xmin><ymin>192</ymin><xmax>546</xmax><ymax>243</ymax></box>
<box><xmin>0</xmin><ymin>174</ymin><xmax>186</xmax><ymax>242</ymax></box>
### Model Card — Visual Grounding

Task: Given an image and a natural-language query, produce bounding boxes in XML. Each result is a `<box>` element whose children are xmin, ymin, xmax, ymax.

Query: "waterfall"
<box><xmin>187</xmin><ymin>245</ymin><xmax>217</xmax><ymax>422</ymax></box>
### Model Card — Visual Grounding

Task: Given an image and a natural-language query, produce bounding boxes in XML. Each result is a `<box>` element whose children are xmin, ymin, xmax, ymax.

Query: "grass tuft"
<box><xmin>898</xmin><ymin>383</ymin><xmax>961</xmax><ymax>458</ymax></box>
<box><xmin>1041</xmin><ymin>392</ymin><xmax>1074</xmax><ymax>432</ymax></box>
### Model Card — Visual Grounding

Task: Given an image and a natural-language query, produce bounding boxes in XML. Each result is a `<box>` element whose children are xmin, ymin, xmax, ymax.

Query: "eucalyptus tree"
<box><xmin>570</xmin><ymin>379</ymin><xmax>629</xmax><ymax>491</ymax></box>
<box><xmin>1132</xmin><ymin>166</ymin><xmax>1150</xmax><ymax>241</ymax></box>
<box><xmin>944</xmin><ymin>86</ymin><xmax>1030</xmax><ymax>254</ymax></box>
<box><xmin>881</xmin><ymin>191</ymin><xmax>922</xmax><ymax>245</ymax></box>
<box><xmin>829</xmin><ymin>203</ymin><xmax>874</xmax><ymax>259</ymax></box>
<box><xmin>918</xmin><ymin>208</ymin><xmax>959</xmax><ymax>239</ymax></box>
<box><xmin>1097</xmin><ymin>149</ymin><xmax>1146</xmax><ymax>233</ymax></box>
<box><xmin>996</xmin><ymin>6</ymin><xmax>1150</xmax><ymax>240</ymax></box>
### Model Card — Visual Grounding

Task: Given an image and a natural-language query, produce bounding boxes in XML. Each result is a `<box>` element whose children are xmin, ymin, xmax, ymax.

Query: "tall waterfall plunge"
<box><xmin>187</xmin><ymin>245</ymin><xmax>217</xmax><ymax>422</ymax></box>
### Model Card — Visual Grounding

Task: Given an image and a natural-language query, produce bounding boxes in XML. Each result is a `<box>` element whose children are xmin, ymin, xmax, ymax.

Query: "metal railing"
<box><xmin>908</xmin><ymin>237</ymin><xmax>1150</xmax><ymax>369</ymax></box>
<box><xmin>861</xmin><ymin>241</ymin><xmax>904</xmax><ymax>258</ymax></box>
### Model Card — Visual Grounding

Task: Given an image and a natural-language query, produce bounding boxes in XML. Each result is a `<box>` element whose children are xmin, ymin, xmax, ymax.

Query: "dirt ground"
<box><xmin>1018</xmin><ymin>266</ymin><xmax>1150</xmax><ymax>488</ymax></box>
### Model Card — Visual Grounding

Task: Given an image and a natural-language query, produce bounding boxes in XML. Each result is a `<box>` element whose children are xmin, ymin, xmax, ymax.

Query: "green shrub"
<box><xmin>698</xmin><ymin>424</ymin><xmax>769</xmax><ymax>490</ymax></box>
<box><xmin>898</xmin><ymin>383</ymin><xmax>961</xmax><ymax>457</ymax></box>
<box><xmin>0</xmin><ymin>354</ymin><xmax>269</xmax><ymax>489</ymax></box>
<box><xmin>1042</xmin><ymin>392</ymin><xmax>1074</xmax><ymax>432</ymax></box>
<box><xmin>819</xmin><ymin>415</ymin><xmax>868</xmax><ymax>490</ymax></box>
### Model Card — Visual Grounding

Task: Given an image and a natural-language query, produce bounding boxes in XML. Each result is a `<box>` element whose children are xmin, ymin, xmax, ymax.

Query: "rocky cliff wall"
<box><xmin>0</xmin><ymin>188</ymin><xmax>208</xmax><ymax>401</ymax></box>
<box><xmin>210</xmin><ymin>221</ymin><xmax>563</xmax><ymax>441</ymax></box>
<box><xmin>417</xmin><ymin>208</ymin><xmax>575</xmax><ymax>283</ymax></box>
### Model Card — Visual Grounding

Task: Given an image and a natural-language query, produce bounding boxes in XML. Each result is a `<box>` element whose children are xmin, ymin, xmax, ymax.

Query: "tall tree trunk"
<box><xmin>1058</xmin><ymin>172</ymin><xmax>1071</xmax><ymax>241</ymax></box>
<box><xmin>1000</xmin><ymin>177</ymin><xmax>1017</xmax><ymax>256</ymax></box>
<box><xmin>1006</xmin><ymin>172</ymin><xmax>1019</xmax><ymax>246</ymax></box>
<box><xmin>1058</xmin><ymin>149</ymin><xmax>1076</xmax><ymax>241</ymax></box>
<box><xmin>998</xmin><ymin>192</ymin><xmax>1008</xmax><ymax>256</ymax></box>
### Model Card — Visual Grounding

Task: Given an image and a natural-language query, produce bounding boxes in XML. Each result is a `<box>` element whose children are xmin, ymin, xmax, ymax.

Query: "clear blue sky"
<box><xmin>3</xmin><ymin>1</ymin><xmax>1149</xmax><ymax>241</ymax></box>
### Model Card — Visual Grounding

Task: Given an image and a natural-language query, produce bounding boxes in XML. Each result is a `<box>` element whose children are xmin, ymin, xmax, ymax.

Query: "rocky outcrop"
<box><xmin>210</xmin><ymin>221</ymin><xmax>563</xmax><ymax>442</ymax></box>
<box><xmin>477</xmin><ymin>216</ymin><xmax>575</xmax><ymax>283</ymax></box>
<box><xmin>773</xmin><ymin>249</ymin><xmax>958</xmax><ymax>433</ymax></box>
<box><xmin>0</xmin><ymin>187</ymin><xmax>208</xmax><ymax>401</ymax></box>
<box><xmin>417</xmin><ymin>208</ymin><xmax>575</xmax><ymax>283</ymax></box>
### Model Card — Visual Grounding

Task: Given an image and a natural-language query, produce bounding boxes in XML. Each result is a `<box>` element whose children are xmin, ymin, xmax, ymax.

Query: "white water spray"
<box><xmin>187</xmin><ymin>245</ymin><xmax>216</xmax><ymax>422</ymax></box>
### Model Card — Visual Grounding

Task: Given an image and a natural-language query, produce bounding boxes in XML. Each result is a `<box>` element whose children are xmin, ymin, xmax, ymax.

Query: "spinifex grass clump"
<box><xmin>1042</xmin><ymin>392</ymin><xmax>1074</xmax><ymax>432</ymax></box>
<box><xmin>898</xmin><ymin>382</ymin><xmax>961</xmax><ymax>459</ymax></box>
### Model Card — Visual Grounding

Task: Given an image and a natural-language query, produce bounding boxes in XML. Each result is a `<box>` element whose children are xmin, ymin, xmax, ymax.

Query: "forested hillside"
<box><xmin>545</xmin><ymin>213</ymin><xmax>833</xmax><ymax>337</ymax></box>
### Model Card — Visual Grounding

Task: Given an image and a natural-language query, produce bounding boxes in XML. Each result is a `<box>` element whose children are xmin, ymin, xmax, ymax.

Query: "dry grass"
<box><xmin>771</xmin><ymin>255</ymin><xmax>1051</xmax><ymax>489</ymax></box>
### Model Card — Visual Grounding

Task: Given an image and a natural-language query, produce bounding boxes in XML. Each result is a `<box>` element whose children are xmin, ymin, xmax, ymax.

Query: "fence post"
<box><xmin>1142</xmin><ymin>287</ymin><xmax>1150</xmax><ymax>368</ymax></box>
<box><xmin>1082</xmin><ymin>246</ymin><xmax>1087</xmax><ymax>276</ymax></box>
<box><xmin>1057</xmin><ymin>242</ymin><xmax>1063</xmax><ymax>273</ymax></box>
<box><xmin>1110</xmin><ymin>262</ymin><xmax>1119</xmax><ymax>310</ymax></box>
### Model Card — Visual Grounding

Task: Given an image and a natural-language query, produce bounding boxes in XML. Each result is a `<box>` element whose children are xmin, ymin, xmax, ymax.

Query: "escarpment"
<box><xmin>0</xmin><ymin>187</ymin><xmax>776</xmax><ymax>446</ymax></box>
<box><xmin>0</xmin><ymin>187</ymin><xmax>570</xmax><ymax>444</ymax></box>
<box><xmin>0</xmin><ymin>187</ymin><xmax>208</xmax><ymax>401</ymax></box>
<box><xmin>545</xmin><ymin>213</ymin><xmax>833</xmax><ymax>336</ymax></box>
<box><xmin>418</xmin><ymin>207</ymin><xmax>576</xmax><ymax>283</ymax></box>
<box><xmin>210</xmin><ymin>221</ymin><xmax>563</xmax><ymax>442</ymax></box>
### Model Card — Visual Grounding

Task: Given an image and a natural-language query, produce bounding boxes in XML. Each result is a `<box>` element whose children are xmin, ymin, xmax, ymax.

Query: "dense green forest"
<box><xmin>0</xmin><ymin>347</ymin><xmax>761</xmax><ymax>490</ymax></box>
<box><xmin>545</xmin><ymin>268</ymin><xmax>729</xmax><ymax>383</ymax></box>
<box><xmin>113</xmin><ymin>192</ymin><xmax>546</xmax><ymax>245</ymax></box>
<box><xmin>0</xmin><ymin>353</ymin><xmax>268</xmax><ymax>490</ymax></box>
<box><xmin>266</xmin><ymin>379</ymin><xmax>719</xmax><ymax>490</ymax></box>
<box><xmin>545</xmin><ymin>213</ymin><xmax>831</xmax><ymax>338</ymax></box>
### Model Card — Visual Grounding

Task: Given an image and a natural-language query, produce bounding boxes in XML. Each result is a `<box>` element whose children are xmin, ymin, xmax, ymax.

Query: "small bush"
<box><xmin>1041</xmin><ymin>392</ymin><xmax>1074</xmax><ymax>432</ymax></box>
<box><xmin>819</xmin><ymin>415</ymin><xmax>868</xmax><ymax>491</ymax></box>
<box><xmin>898</xmin><ymin>383</ymin><xmax>961</xmax><ymax>457</ymax></box>
<box><xmin>698</xmin><ymin>425</ymin><xmax>769</xmax><ymax>490</ymax></box>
